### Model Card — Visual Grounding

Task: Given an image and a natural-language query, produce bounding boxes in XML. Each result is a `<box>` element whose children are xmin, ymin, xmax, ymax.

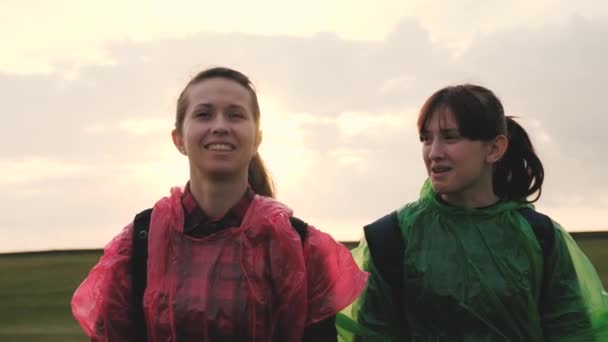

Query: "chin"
<box><xmin>430</xmin><ymin>183</ymin><xmax>458</xmax><ymax>197</ymax></box>
<box><xmin>204</xmin><ymin>165</ymin><xmax>248</xmax><ymax>180</ymax></box>
<box><xmin>430</xmin><ymin>180</ymin><xmax>445</xmax><ymax>193</ymax></box>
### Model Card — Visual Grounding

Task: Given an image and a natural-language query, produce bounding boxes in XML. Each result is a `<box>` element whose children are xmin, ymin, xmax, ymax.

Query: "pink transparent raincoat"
<box><xmin>72</xmin><ymin>187</ymin><xmax>369</xmax><ymax>341</ymax></box>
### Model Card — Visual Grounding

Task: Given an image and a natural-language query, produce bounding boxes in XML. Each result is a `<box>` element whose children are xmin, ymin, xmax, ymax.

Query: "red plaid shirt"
<box><xmin>175</xmin><ymin>184</ymin><xmax>337</xmax><ymax>340</ymax></box>
<box><xmin>181</xmin><ymin>182</ymin><xmax>254</xmax><ymax>238</ymax></box>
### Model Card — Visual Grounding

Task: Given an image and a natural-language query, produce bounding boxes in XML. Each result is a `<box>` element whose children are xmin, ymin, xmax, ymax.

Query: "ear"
<box><xmin>172</xmin><ymin>128</ymin><xmax>187</xmax><ymax>156</ymax></box>
<box><xmin>485</xmin><ymin>134</ymin><xmax>508</xmax><ymax>163</ymax></box>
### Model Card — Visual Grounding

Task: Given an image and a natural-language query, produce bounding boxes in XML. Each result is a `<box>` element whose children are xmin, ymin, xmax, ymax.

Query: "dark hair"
<box><xmin>176</xmin><ymin>67</ymin><xmax>275</xmax><ymax>197</ymax></box>
<box><xmin>417</xmin><ymin>84</ymin><xmax>544</xmax><ymax>202</ymax></box>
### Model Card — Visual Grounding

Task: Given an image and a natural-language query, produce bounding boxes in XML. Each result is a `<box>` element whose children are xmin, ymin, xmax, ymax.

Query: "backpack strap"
<box><xmin>518</xmin><ymin>207</ymin><xmax>555</xmax><ymax>260</ymax></box>
<box><xmin>517</xmin><ymin>207</ymin><xmax>555</xmax><ymax>307</ymax></box>
<box><xmin>132</xmin><ymin>208</ymin><xmax>152</xmax><ymax>342</ymax></box>
<box><xmin>130</xmin><ymin>209</ymin><xmax>309</xmax><ymax>341</ymax></box>
<box><xmin>289</xmin><ymin>216</ymin><xmax>309</xmax><ymax>243</ymax></box>
<box><xmin>363</xmin><ymin>211</ymin><xmax>404</xmax><ymax>302</ymax></box>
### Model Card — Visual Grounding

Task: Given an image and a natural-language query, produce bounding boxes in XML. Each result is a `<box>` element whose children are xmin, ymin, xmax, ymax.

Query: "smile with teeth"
<box><xmin>205</xmin><ymin>143</ymin><xmax>235</xmax><ymax>151</ymax></box>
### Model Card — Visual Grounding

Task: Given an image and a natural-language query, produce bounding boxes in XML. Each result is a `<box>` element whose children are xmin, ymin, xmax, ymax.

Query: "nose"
<box><xmin>427</xmin><ymin>139</ymin><xmax>445</xmax><ymax>161</ymax></box>
<box><xmin>210</xmin><ymin>114</ymin><xmax>229</xmax><ymax>134</ymax></box>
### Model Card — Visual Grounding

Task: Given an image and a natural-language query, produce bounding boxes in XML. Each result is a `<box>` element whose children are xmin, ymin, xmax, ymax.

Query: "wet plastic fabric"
<box><xmin>72</xmin><ymin>187</ymin><xmax>368</xmax><ymax>342</ymax></box>
<box><xmin>338</xmin><ymin>185</ymin><xmax>608</xmax><ymax>341</ymax></box>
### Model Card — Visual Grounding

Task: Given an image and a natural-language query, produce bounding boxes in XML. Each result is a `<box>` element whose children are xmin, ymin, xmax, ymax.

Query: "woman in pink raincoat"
<box><xmin>71</xmin><ymin>66</ymin><xmax>368</xmax><ymax>342</ymax></box>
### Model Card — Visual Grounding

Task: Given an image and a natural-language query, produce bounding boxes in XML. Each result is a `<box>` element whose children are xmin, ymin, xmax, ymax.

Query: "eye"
<box><xmin>196</xmin><ymin>111</ymin><xmax>211</xmax><ymax>118</ymax></box>
<box><xmin>444</xmin><ymin>134</ymin><xmax>461</xmax><ymax>141</ymax></box>
<box><xmin>419</xmin><ymin>135</ymin><xmax>431</xmax><ymax>144</ymax></box>
<box><xmin>228</xmin><ymin>111</ymin><xmax>245</xmax><ymax>119</ymax></box>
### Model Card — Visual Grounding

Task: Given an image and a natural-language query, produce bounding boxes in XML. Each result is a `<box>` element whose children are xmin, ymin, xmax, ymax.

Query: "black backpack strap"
<box><xmin>132</xmin><ymin>208</ymin><xmax>152</xmax><ymax>342</ymax></box>
<box><xmin>518</xmin><ymin>207</ymin><xmax>555</xmax><ymax>307</ymax></box>
<box><xmin>518</xmin><ymin>207</ymin><xmax>555</xmax><ymax>260</ymax></box>
<box><xmin>289</xmin><ymin>216</ymin><xmax>308</xmax><ymax>244</ymax></box>
<box><xmin>363</xmin><ymin>211</ymin><xmax>404</xmax><ymax>300</ymax></box>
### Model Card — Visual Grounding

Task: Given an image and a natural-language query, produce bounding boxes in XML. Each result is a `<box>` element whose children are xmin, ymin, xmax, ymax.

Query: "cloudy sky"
<box><xmin>1</xmin><ymin>1</ymin><xmax>607</xmax><ymax>252</ymax></box>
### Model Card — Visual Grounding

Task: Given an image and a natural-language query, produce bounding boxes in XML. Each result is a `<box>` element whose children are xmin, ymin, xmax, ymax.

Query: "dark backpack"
<box><xmin>130</xmin><ymin>208</ymin><xmax>309</xmax><ymax>341</ymax></box>
<box><xmin>363</xmin><ymin>207</ymin><xmax>555</xmax><ymax>315</ymax></box>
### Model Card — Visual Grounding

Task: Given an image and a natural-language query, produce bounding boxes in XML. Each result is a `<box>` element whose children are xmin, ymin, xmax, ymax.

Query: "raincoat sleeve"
<box><xmin>71</xmin><ymin>223</ymin><xmax>136</xmax><ymax>342</ymax></box>
<box><xmin>336</xmin><ymin>238</ymin><xmax>399</xmax><ymax>342</ymax></box>
<box><xmin>267</xmin><ymin>217</ymin><xmax>309</xmax><ymax>341</ymax></box>
<box><xmin>540</xmin><ymin>222</ymin><xmax>608</xmax><ymax>341</ymax></box>
<box><xmin>303</xmin><ymin>225</ymin><xmax>369</xmax><ymax>322</ymax></box>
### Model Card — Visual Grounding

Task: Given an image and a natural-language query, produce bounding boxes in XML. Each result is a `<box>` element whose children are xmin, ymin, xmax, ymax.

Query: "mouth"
<box><xmin>204</xmin><ymin>143</ymin><xmax>236</xmax><ymax>151</ymax></box>
<box><xmin>431</xmin><ymin>166</ymin><xmax>451</xmax><ymax>174</ymax></box>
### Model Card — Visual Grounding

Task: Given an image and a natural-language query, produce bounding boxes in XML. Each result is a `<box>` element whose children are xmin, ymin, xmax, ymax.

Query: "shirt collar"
<box><xmin>181</xmin><ymin>182</ymin><xmax>254</xmax><ymax>234</ymax></box>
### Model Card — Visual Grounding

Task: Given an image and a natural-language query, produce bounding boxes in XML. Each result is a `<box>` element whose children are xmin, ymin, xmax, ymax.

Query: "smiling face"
<box><xmin>172</xmin><ymin>77</ymin><xmax>261</xmax><ymax>181</ymax></box>
<box><xmin>420</xmin><ymin>108</ymin><xmax>500</xmax><ymax>206</ymax></box>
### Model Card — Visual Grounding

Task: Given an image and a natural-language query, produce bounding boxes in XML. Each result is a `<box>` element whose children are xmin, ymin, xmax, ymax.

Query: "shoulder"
<box><xmin>518</xmin><ymin>207</ymin><xmax>556</xmax><ymax>232</ymax></box>
<box><xmin>395</xmin><ymin>199</ymin><xmax>429</xmax><ymax>229</ymax></box>
<box><xmin>250</xmin><ymin>195</ymin><xmax>293</xmax><ymax>218</ymax></box>
<box><xmin>516</xmin><ymin>206</ymin><xmax>558</xmax><ymax>256</ymax></box>
<box><xmin>363</xmin><ymin>211</ymin><xmax>402</xmax><ymax>251</ymax></box>
<box><xmin>151</xmin><ymin>186</ymin><xmax>184</xmax><ymax>213</ymax></box>
<box><xmin>104</xmin><ymin>223</ymin><xmax>135</xmax><ymax>255</ymax></box>
<box><xmin>288</xmin><ymin>216</ymin><xmax>309</xmax><ymax>243</ymax></box>
<box><xmin>248</xmin><ymin>195</ymin><xmax>294</xmax><ymax>230</ymax></box>
<box><xmin>397</xmin><ymin>198</ymin><xmax>429</xmax><ymax>216</ymax></box>
<box><xmin>361</xmin><ymin>202</ymin><xmax>423</xmax><ymax>241</ymax></box>
<box><xmin>244</xmin><ymin>196</ymin><xmax>301</xmax><ymax>243</ymax></box>
<box><xmin>302</xmin><ymin>224</ymin><xmax>369</xmax><ymax>322</ymax></box>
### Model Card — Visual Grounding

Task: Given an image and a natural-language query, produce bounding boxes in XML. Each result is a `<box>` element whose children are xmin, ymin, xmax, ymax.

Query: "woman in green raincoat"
<box><xmin>338</xmin><ymin>84</ymin><xmax>608</xmax><ymax>341</ymax></box>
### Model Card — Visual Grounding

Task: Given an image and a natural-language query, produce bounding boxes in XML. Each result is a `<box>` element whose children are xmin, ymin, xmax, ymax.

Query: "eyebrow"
<box><xmin>191</xmin><ymin>103</ymin><xmax>212</xmax><ymax>112</ymax></box>
<box><xmin>191</xmin><ymin>103</ymin><xmax>247</xmax><ymax>111</ymax></box>
<box><xmin>439</xmin><ymin>128</ymin><xmax>460</xmax><ymax>134</ymax></box>
<box><xmin>225</xmin><ymin>104</ymin><xmax>246</xmax><ymax>111</ymax></box>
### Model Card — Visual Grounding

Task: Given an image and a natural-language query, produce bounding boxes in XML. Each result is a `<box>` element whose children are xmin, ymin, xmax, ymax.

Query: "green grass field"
<box><xmin>570</xmin><ymin>235</ymin><xmax>608</xmax><ymax>287</ymax></box>
<box><xmin>0</xmin><ymin>251</ymin><xmax>101</xmax><ymax>342</ymax></box>
<box><xmin>0</xmin><ymin>236</ymin><xmax>606</xmax><ymax>342</ymax></box>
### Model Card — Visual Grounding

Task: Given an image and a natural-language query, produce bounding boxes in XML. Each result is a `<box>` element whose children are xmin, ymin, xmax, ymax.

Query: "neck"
<box><xmin>440</xmin><ymin>191</ymin><xmax>500</xmax><ymax>209</ymax></box>
<box><xmin>440</xmin><ymin>172</ymin><xmax>499</xmax><ymax>209</ymax></box>
<box><xmin>189</xmin><ymin>169</ymin><xmax>249</xmax><ymax>218</ymax></box>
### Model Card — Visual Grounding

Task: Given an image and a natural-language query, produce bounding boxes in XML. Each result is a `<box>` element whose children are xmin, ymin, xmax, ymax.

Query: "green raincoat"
<box><xmin>338</xmin><ymin>186</ymin><xmax>608</xmax><ymax>341</ymax></box>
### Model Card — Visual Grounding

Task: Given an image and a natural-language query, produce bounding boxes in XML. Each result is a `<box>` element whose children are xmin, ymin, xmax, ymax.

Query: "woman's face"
<box><xmin>172</xmin><ymin>77</ymin><xmax>260</xmax><ymax>181</ymax></box>
<box><xmin>421</xmin><ymin>108</ymin><xmax>496</xmax><ymax>205</ymax></box>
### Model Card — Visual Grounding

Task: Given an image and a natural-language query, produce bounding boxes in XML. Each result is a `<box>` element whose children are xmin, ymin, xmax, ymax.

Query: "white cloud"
<box><xmin>0</xmin><ymin>0</ymin><xmax>409</xmax><ymax>73</ymax></box>
<box><xmin>327</xmin><ymin>148</ymin><xmax>370</xmax><ymax>172</ymax></box>
<box><xmin>4</xmin><ymin>1</ymin><xmax>607</xmax><ymax>74</ymax></box>
<box><xmin>2</xmin><ymin>11</ymin><xmax>608</xmax><ymax>252</ymax></box>
<box><xmin>257</xmin><ymin>98</ymin><xmax>318</xmax><ymax>194</ymax></box>
<box><xmin>81</xmin><ymin>123</ymin><xmax>108</xmax><ymax>135</ymax></box>
<box><xmin>0</xmin><ymin>157</ymin><xmax>93</xmax><ymax>185</ymax></box>
<box><xmin>522</xmin><ymin>117</ymin><xmax>553</xmax><ymax>144</ymax></box>
<box><xmin>379</xmin><ymin>75</ymin><xmax>417</xmax><ymax>94</ymax></box>
<box><xmin>336</xmin><ymin>111</ymin><xmax>411</xmax><ymax>139</ymax></box>
<box><xmin>118</xmin><ymin>117</ymin><xmax>171</xmax><ymax>136</ymax></box>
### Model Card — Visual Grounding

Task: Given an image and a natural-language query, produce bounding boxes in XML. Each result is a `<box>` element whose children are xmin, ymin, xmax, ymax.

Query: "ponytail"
<box><xmin>248</xmin><ymin>153</ymin><xmax>275</xmax><ymax>198</ymax></box>
<box><xmin>493</xmin><ymin>116</ymin><xmax>544</xmax><ymax>202</ymax></box>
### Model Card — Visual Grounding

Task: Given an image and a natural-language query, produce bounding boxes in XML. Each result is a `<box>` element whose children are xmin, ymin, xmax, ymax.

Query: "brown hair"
<box><xmin>176</xmin><ymin>67</ymin><xmax>275</xmax><ymax>197</ymax></box>
<box><xmin>417</xmin><ymin>84</ymin><xmax>544</xmax><ymax>202</ymax></box>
